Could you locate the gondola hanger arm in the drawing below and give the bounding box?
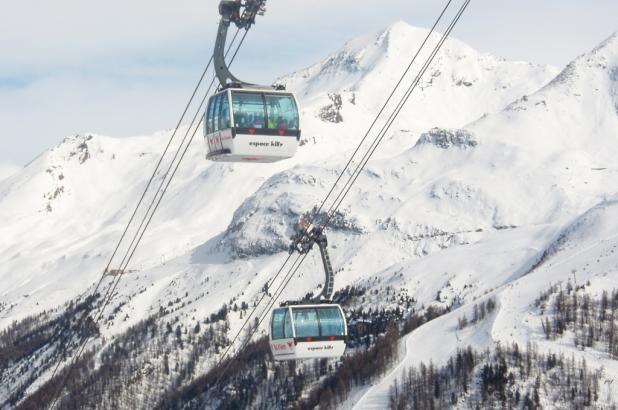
[214,0,275,90]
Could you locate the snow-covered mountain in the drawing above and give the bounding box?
[353,30,618,409]
[282,21,558,134]
[0,22,557,331]
[2,22,618,409]
[0,163,19,182]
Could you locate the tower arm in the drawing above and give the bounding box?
[289,222,335,302]
[214,0,272,89]
[315,234,335,301]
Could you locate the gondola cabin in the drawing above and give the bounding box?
[269,304,347,361]
[204,88,301,163]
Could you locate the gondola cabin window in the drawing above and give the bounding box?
[206,96,216,134]
[317,306,346,336]
[265,94,299,130]
[219,94,231,130]
[292,308,320,338]
[213,94,221,132]
[232,92,267,129]
[271,308,293,340]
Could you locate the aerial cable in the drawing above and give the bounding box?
[261,0,474,358]
[95,28,251,329]
[211,1,463,387]
[92,27,244,327]
[209,251,306,389]
[270,0,473,326]
[47,43,235,410]
[327,0,471,217]
[210,0,470,389]
[308,0,455,220]
[46,26,247,410]
[48,31,246,410]
[210,0,458,374]
[44,45,218,404]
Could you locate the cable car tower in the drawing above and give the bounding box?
[205,0,301,163]
[269,216,348,361]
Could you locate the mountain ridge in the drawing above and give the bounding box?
[2,21,618,409]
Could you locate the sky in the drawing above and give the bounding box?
[0,0,616,166]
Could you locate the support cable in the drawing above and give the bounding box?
[208,0,459,376]
[46,27,247,410]
[210,0,470,391]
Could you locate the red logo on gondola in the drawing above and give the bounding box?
[248,128,256,135]
[278,128,285,136]
[272,342,290,351]
[287,341,293,348]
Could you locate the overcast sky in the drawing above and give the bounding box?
[1,0,616,166]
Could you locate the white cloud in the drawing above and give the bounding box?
[0,1,211,74]
[1,0,616,164]
[0,70,199,163]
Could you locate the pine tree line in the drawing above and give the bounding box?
[389,342,605,410]
[457,297,497,330]
[0,295,98,408]
[155,325,401,410]
[2,282,450,409]
[539,284,618,358]
[12,303,232,409]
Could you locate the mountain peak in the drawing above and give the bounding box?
[281,20,556,130]
[541,30,618,95]
[384,20,413,33]
[592,31,618,56]
[379,20,428,43]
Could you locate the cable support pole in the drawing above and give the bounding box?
[46,26,247,410]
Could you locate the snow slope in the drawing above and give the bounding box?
[3,22,618,409]
[352,31,618,408]
[0,162,19,182]
[0,22,557,332]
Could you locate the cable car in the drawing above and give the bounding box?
[269,220,348,361]
[204,88,301,162]
[269,304,347,361]
[205,0,301,163]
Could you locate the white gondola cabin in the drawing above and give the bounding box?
[269,304,347,361]
[204,88,300,163]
